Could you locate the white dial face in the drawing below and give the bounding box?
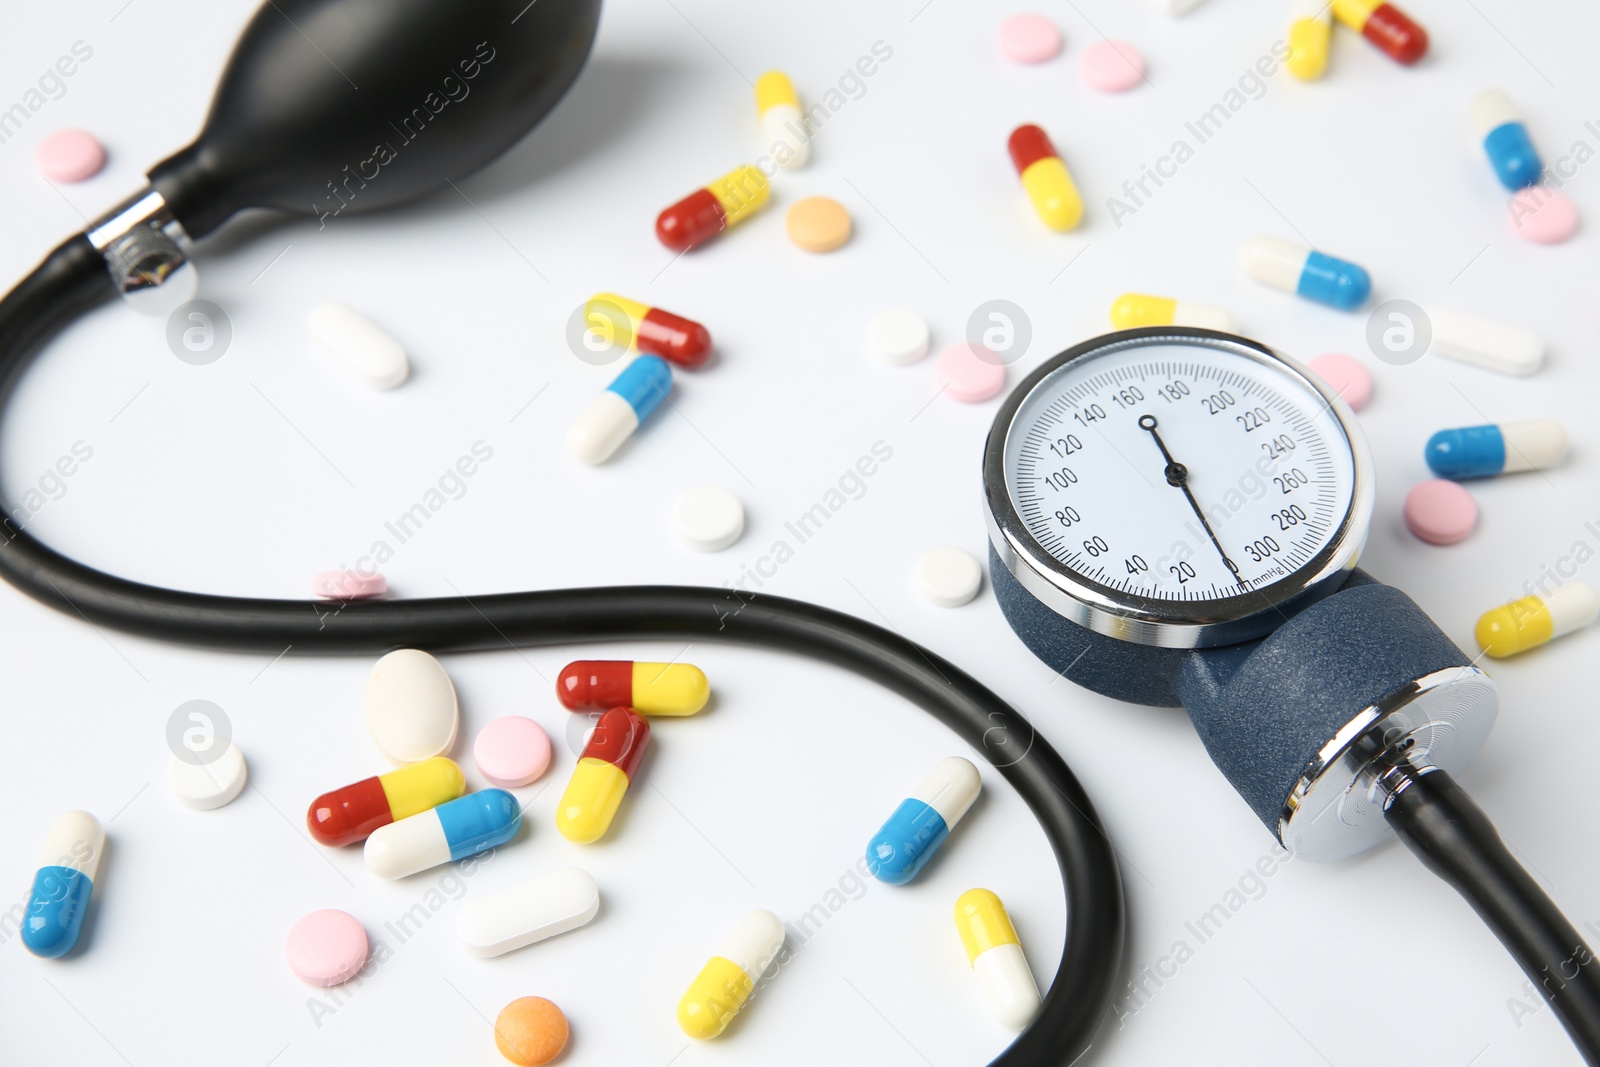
[1004,341,1356,605]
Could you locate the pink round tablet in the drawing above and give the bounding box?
[35,129,106,183]
[313,570,388,599]
[936,343,1007,403]
[1509,187,1578,245]
[286,909,368,987]
[1308,353,1373,412]
[998,14,1062,64]
[474,715,552,788]
[1404,480,1477,546]
[1080,39,1145,92]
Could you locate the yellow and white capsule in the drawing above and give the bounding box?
[1110,293,1235,332]
[677,909,787,1039]
[1476,581,1600,658]
[954,888,1040,1031]
[1287,0,1333,80]
[755,71,810,170]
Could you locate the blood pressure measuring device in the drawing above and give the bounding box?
[4,0,1599,1063]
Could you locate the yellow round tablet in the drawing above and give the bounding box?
[785,196,852,253]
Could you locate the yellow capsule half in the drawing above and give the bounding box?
[378,756,466,821]
[678,956,752,1039]
[1020,158,1083,232]
[1110,293,1177,329]
[556,757,630,843]
[754,71,799,115]
[585,292,648,349]
[1331,0,1380,31]
[632,662,710,715]
[955,888,1021,963]
[1287,2,1332,80]
[709,165,771,227]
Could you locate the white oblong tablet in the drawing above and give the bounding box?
[456,867,600,958]
[918,547,983,607]
[866,309,931,366]
[365,649,460,764]
[308,301,410,390]
[672,485,745,552]
[167,742,248,810]
[1426,305,1544,376]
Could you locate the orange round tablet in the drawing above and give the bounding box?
[494,996,569,1066]
[785,196,852,252]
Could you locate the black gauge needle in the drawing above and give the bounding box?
[1138,414,1245,587]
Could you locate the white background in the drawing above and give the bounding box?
[1,0,1598,1065]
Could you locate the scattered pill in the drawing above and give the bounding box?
[867,757,982,884]
[457,867,600,958]
[1287,0,1333,80]
[285,909,368,987]
[785,196,852,253]
[1509,187,1579,245]
[586,293,710,368]
[1424,420,1567,480]
[1332,0,1427,65]
[1110,293,1235,332]
[365,789,522,879]
[1403,479,1477,545]
[1080,39,1144,93]
[475,717,552,788]
[557,707,650,843]
[494,997,569,1066]
[21,811,104,958]
[168,741,248,810]
[313,569,387,599]
[936,344,1007,403]
[1307,353,1373,412]
[307,756,467,847]
[1240,236,1371,310]
[918,546,985,606]
[1476,582,1600,659]
[677,909,786,1039]
[656,164,771,252]
[35,129,106,183]
[1425,306,1544,377]
[557,660,711,716]
[672,485,746,552]
[1471,89,1541,191]
[866,309,931,366]
[307,301,409,390]
[1007,124,1083,232]
[365,649,459,764]
[955,889,1041,1031]
[997,14,1062,64]
[569,354,672,465]
[754,71,809,170]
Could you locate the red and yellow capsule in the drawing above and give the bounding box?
[556,660,710,716]
[557,708,651,843]
[1007,125,1083,232]
[1332,0,1427,65]
[306,756,466,846]
[656,165,771,252]
[585,294,711,369]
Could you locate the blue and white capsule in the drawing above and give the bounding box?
[1241,236,1371,310]
[867,757,981,885]
[1426,419,1568,480]
[1472,89,1542,191]
[364,789,521,879]
[569,354,673,465]
[22,810,104,958]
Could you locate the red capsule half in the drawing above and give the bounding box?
[640,307,712,367]
[1007,124,1058,175]
[657,188,727,252]
[305,757,466,847]
[1362,3,1427,64]
[582,707,652,779]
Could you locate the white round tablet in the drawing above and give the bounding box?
[918,547,983,607]
[365,649,460,764]
[866,309,930,366]
[168,742,248,810]
[672,485,746,552]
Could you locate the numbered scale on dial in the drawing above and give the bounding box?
[986,330,1370,645]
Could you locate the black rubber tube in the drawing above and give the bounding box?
[0,237,1124,1065]
[1387,769,1600,1064]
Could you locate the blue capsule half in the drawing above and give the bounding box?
[867,800,949,885]
[1296,251,1371,310]
[606,354,672,422]
[22,867,94,958]
[1484,123,1542,192]
[436,788,522,860]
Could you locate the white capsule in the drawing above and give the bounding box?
[568,391,639,465]
[1501,420,1569,473]
[975,943,1040,1030]
[1470,88,1521,139]
[364,809,452,879]
[307,301,410,390]
[1426,306,1544,376]
[455,867,600,957]
[39,810,104,879]
[365,649,459,765]
[913,756,983,827]
[1546,582,1600,637]
[717,909,786,979]
[762,106,810,170]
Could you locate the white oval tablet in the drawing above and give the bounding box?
[918,547,983,607]
[308,301,410,390]
[456,867,600,958]
[167,742,248,810]
[1425,306,1544,376]
[866,309,931,366]
[672,485,746,552]
[365,649,460,764]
